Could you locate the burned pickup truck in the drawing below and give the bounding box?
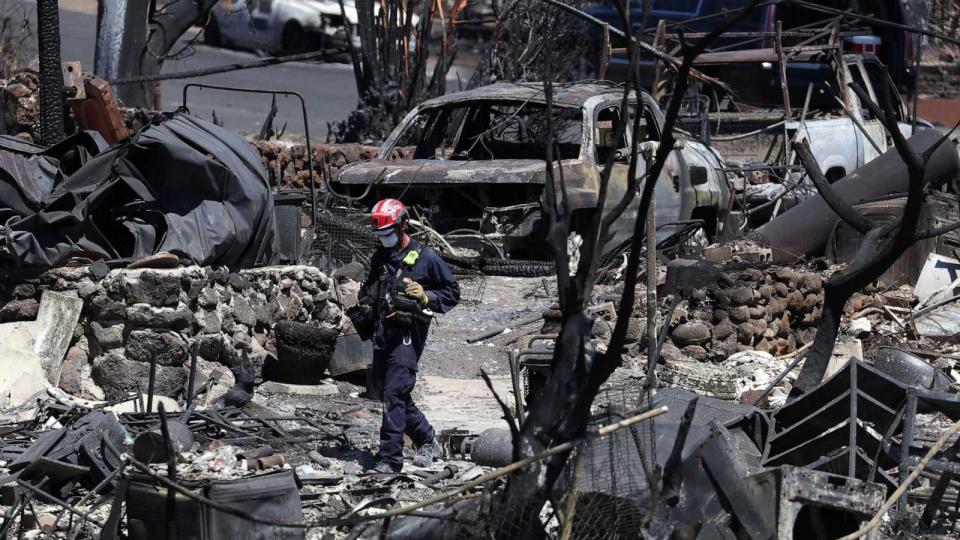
[333,82,731,258]
[698,51,922,184]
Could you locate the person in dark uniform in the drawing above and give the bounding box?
[357,198,460,473]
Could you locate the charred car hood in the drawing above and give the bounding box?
[337,159,552,185]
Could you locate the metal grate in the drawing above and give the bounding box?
[309,206,378,273]
[456,275,488,306]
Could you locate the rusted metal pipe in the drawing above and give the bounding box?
[185,342,199,409]
[158,404,177,540]
[146,348,158,413]
[421,464,459,487]
[466,314,544,343]
[237,445,275,461]
[754,130,960,262]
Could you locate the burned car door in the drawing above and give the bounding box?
[589,101,637,254]
[594,97,694,254]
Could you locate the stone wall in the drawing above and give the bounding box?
[0,71,39,142]
[656,265,826,402]
[668,267,824,360]
[248,140,413,190]
[0,265,342,402]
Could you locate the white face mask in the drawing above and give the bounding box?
[378,230,399,248]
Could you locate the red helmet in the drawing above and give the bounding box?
[370,199,409,231]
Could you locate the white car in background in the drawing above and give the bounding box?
[205,0,361,55]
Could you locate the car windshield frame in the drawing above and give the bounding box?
[393,100,585,162]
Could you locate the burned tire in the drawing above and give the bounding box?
[442,254,554,277]
[204,17,222,46]
[441,253,481,270]
[481,263,554,277]
[266,321,338,383]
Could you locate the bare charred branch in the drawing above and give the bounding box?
[330,0,455,143]
[97,0,219,108]
[791,78,953,395]
[915,220,960,241]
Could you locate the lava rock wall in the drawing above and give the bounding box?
[673,267,824,360]
[0,265,343,401]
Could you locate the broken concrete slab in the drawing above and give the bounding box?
[824,338,864,381]
[106,394,180,414]
[33,291,84,379]
[419,375,515,433]
[0,290,83,409]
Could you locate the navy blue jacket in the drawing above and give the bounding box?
[361,238,460,355]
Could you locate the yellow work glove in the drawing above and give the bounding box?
[405,281,429,305]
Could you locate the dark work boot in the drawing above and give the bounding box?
[412,438,443,467]
[372,458,402,474]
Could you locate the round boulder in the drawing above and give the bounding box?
[672,321,712,348]
[126,330,189,366]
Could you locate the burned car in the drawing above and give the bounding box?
[334,83,731,259]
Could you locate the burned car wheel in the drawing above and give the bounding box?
[282,22,307,54]
[204,17,221,46]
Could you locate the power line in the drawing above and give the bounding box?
[109,49,329,85]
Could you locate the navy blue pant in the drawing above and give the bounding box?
[371,343,434,465]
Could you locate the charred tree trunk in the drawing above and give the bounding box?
[487,2,764,537]
[329,0,460,143]
[96,0,217,109]
[36,0,64,145]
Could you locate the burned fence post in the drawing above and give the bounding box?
[158,403,178,540]
[36,0,64,145]
[644,197,658,400]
